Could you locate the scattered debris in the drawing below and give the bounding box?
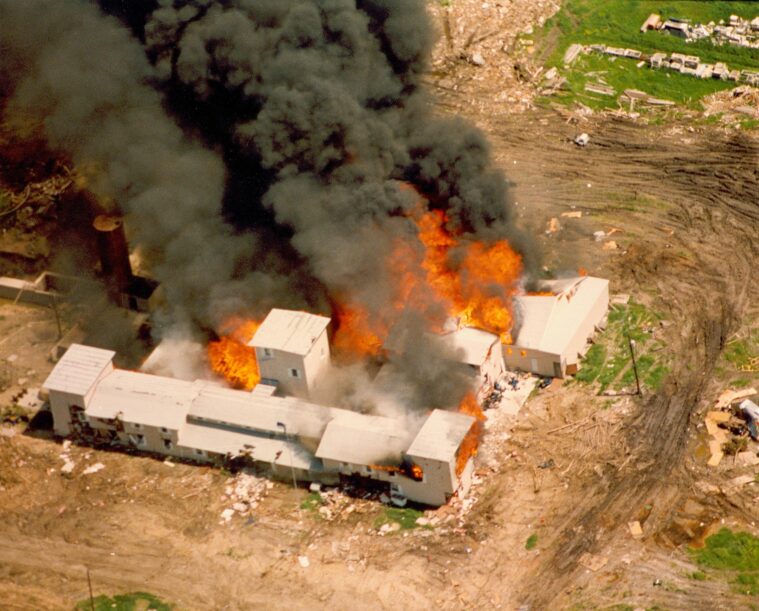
[715,387,757,410]
[628,520,643,539]
[574,133,590,146]
[298,555,310,568]
[579,552,608,571]
[561,210,583,219]
[584,83,615,96]
[82,463,105,475]
[593,231,606,241]
[740,399,759,440]
[470,52,486,67]
[602,240,618,251]
[546,217,561,234]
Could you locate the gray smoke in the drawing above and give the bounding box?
[1,0,534,412]
[0,0,304,334]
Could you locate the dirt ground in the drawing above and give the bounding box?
[1,3,758,610]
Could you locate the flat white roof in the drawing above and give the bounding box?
[188,385,331,440]
[85,369,200,430]
[249,308,330,355]
[43,343,115,396]
[442,327,500,366]
[177,423,321,471]
[406,409,474,463]
[512,276,609,356]
[315,413,410,466]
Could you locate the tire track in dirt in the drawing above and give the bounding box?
[504,117,758,608]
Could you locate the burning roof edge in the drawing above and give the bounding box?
[406,409,475,463]
[249,308,330,355]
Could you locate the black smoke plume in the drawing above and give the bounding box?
[0,0,535,411]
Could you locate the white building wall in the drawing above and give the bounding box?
[49,361,114,436]
[563,283,609,368]
[255,328,330,399]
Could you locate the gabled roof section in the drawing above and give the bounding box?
[512,277,609,355]
[315,413,410,466]
[406,409,475,463]
[43,343,115,396]
[249,308,330,356]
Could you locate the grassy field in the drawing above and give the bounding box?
[535,0,759,109]
[76,592,173,611]
[575,301,669,392]
[691,528,759,597]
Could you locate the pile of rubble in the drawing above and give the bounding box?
[703,86,759,119]
[426,0,562,116]
[219,471,273,524]
[704,387,759,467]
[642,13,759,50]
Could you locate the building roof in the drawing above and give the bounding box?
[177,422,321,471]
[249,308,330,355]
[188,385,332,440]
[511,276,609,356]
[85,369,199,430]
[442,327,500,367]
[43,343,115,396]
[315,413,410,466]
[406,409,475,463]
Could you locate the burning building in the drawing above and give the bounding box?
[43,308,478,507]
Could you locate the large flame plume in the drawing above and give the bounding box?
[334,199,523,361]
[207,318,262,390]
[456,392,486,477]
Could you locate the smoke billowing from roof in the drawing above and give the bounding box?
[0,0,534,412]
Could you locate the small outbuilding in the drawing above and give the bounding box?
[504,276,609,378]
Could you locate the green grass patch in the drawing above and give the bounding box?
[724,332,758,370]
[693,528,759,571]
[688,570,707,580]
[76,592,172,611]
[575,344,607,383]
[374,507,428,531]
[577,301,670,391]
[734,573,759,596]
[300,491,325,511]
[526,533,539,550]
[535,0,759,109]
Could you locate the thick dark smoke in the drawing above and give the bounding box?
[0,0,307,333]
[0,0,535,412]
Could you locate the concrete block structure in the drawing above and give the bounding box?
[249,309,331,400]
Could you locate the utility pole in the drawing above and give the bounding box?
[626,333,641,395]
[86,567,95,611]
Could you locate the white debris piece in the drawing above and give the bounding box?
[593,231,606,241]
[470,52,486,66]
[574,133,590,146]
[82,462,105,475]
[298,555,310,568]
[220,508,235,523]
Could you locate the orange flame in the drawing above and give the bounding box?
[332,203,523,360]
[456,392,486,477]
[416,208,522,343]
[207,317,262,390]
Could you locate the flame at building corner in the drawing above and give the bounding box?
[456,392,486,477]
[207,318,262,390]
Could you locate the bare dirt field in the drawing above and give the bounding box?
[1,2,758,610]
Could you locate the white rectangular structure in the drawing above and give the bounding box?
[504,276,609,378]
[43,343,115,436]
[249,309,331,399]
